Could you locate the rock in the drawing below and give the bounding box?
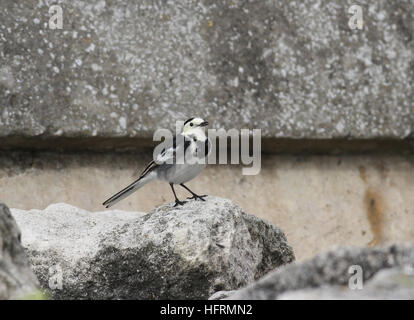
[11,196,295,299]
[226,244,414,299]
[278,267,414,300]
[1,0,413,147]
[0,201,40,299]
[208,290,237,300]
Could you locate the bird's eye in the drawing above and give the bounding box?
[190,123,193,127]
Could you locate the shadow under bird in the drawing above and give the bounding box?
[103,118,210,208]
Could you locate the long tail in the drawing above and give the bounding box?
[102,172,155,208]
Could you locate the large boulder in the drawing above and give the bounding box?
[0,202,40,299]
[11,196,294,299]
[225,244,414,299]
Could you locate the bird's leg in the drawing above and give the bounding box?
[180,183,207,201]
[170,183,187,207]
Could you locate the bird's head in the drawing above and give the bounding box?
[182,117,209,135]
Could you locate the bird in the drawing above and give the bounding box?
[103,117,210,208]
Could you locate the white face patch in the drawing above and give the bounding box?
[183,118,205,133]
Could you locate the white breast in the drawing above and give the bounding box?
[166,162,206,184]
[165,137,207,184]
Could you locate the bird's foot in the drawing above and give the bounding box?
[174,200,187,207]
[187,194,207,201]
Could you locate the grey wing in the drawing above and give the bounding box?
[155,135,190,165]
[137,137,180,178]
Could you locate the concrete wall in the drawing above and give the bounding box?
[0,0,413,141]
[1,151,413,261]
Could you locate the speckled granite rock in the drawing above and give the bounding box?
[0,0,413,142]
[0,202,40,299]
[209,290,237,300]
[11,196,294,299]
[278,266,414,300]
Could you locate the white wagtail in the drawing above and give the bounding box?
[103,118,210,208]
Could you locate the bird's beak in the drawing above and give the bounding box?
[200,121,209,127]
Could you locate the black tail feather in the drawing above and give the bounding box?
[102,178,141,208]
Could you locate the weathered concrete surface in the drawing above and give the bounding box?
[0,0,413,142]
[11,197,294,299]
[226,244,414,299]
[2,151,414,261]
[0,202,40,299]
[278,267,414,299]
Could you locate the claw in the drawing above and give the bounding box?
[174,200,187,207]
[187,195,207,201]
